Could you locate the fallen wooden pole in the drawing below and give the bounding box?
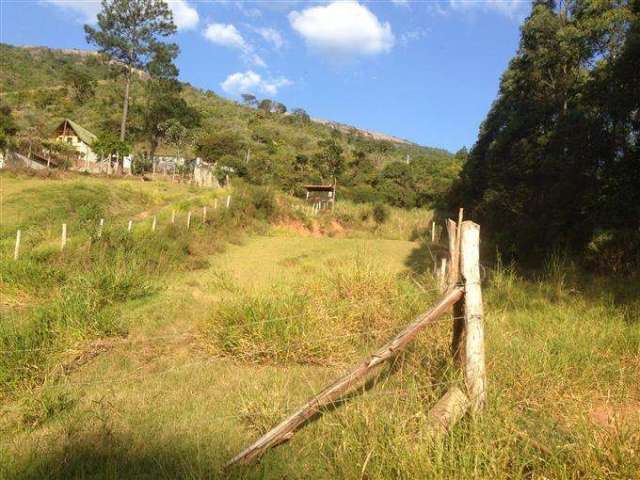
[226,286,464,466]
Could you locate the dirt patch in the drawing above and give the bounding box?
[276,219,346,238]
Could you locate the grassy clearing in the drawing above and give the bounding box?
[1,174,638,479]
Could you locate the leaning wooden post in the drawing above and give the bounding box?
[227,287,464,466]
[13,230,21,260]
[97,218,104,238]
[151,215,157,232]
[186,211,192,230]
[460,221,486,413]
[61,223,67,251]
[127,220,133,233]
[226,195,231,209]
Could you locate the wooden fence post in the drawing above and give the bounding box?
[214,198,218,210]
[61,223,67,251]
[14,230,21,260]
[226,195,231,209]
[448,210,465,365]
[460,221,486,413]
[152,215,157,232]
[186,211,192,230]
[432,221,436,242]
[202,206,207,223]
[128,220,133,233]
[97,218,104,238]
[171,210,176,224]
[438,258,447,292]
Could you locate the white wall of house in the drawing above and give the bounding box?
[57,134,98,163]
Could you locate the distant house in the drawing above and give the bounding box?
[304,182,336,210]
[53,118,98,166]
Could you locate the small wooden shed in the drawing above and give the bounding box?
[304,182,336,210]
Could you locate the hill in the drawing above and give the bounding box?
[1,172,638,479]
[0,43,459,208]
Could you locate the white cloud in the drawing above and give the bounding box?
[204,23,248,50]
[203,23,266,67]
[288,1,395,58]
[448,0,529,19]
[255,27,284,49]
[167,0,199,30]
[221,70,292,96]
[391,0,410,7]
[44,0,199,30]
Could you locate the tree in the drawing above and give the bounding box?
[272,101,287,114]
[0,103,18,154]
[241,93,257,107]
[85,0,177,142]
[291,108,310,125]
[63,65,96,104]
[159,118,190,164]
[93,132,131,167]
[195,131,244,162]
[313,138,344,179]
[257,99,273,113]
[450,0,638,267]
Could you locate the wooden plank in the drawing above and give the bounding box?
[461,221,486,413]
[14,229,21,260]
[226,287,464,466]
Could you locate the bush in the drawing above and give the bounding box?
[372,203,389,224]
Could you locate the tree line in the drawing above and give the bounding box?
[449,0,639,271]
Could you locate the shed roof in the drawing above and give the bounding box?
[304,184,335,192]
[54,119,97,145]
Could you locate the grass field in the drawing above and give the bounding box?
[1,173,638,479]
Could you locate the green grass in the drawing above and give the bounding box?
[1,174,638,479]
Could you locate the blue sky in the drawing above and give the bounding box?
[0,0,531,152]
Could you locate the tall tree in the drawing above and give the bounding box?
[85,0,177,142]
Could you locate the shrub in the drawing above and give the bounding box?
[372,203,389,224]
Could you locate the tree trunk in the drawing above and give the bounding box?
[120,66,132,142]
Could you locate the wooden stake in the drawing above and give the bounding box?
[97,218,104,238]
[61,223,67,251]
[460,221,486,413]
[127,220,133,233]
[186,211,192,230]
[171,210,176,224]
[202,206,207,223]
[226,195,231,209]
[226,287,464,466]
[214,198,218,210]
[448,212,465,364]
[438,258,447,292]
[14,230,21,260]
[432,221,436,242]
[152,215,157,232]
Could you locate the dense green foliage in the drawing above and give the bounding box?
[0,42,458,209]
[451,0,639,271]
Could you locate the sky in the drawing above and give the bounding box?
[0,0,531,152]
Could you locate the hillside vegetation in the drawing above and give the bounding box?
[1,172,638,479]
[0,43,459,208]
